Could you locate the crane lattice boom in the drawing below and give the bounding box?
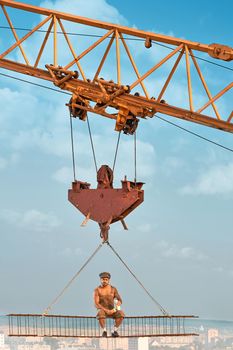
[0,0,232,133]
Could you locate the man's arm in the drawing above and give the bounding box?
[113,287,122,305]
[94,288,102,309]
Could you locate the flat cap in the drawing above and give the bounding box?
[99,272,111,279]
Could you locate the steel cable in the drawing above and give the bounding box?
[69,110,77,181]
[134,132,137,182]
[112,131,121,173]
[87,115,98,173]
[43,242,103,315]
[106,241,169,316]
[156,114,233,153]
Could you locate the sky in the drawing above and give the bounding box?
[0,0,233,323]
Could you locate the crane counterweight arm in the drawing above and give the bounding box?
[0,0,232,134]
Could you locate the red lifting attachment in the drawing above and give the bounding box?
[68,165,144,241]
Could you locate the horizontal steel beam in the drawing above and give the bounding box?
[1,58,232,133]
[0,0,232,60]
[8,314,199,338]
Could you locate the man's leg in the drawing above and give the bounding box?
[112,310,125,337]
[99,317,106,329]
[97,310,107,337]
[115,316,123,328]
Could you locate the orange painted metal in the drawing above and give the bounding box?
[0,0,232,60]
[0,0,232,133]
[0,58,232,133]
[1,5,29,65]
[68,165,144,241]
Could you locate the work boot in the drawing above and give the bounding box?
[111,331,119,337]
[102,331,107,337]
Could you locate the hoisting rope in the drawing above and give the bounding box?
[87,115,98,173]
[106,241,169,316]
[86,115,123,176]
[112,131,121,173]
[134,132,137,183]
[69,111,77,181]
[42,242,103,315]
[72,110,135,180]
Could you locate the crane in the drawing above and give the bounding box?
[0,0,232,239]
[0,0,232,135]
[0,0,232,338]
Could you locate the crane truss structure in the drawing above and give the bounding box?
[0,0,232,134]
[8,314,198,338]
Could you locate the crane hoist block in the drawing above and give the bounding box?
[68,182,144,223]
[68,165,144,241]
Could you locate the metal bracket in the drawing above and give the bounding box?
[81,212,91,227]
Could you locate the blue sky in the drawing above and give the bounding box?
[109,0,233,43]
[0,0,233,322]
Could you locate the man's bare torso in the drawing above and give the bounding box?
[95,285,116,310]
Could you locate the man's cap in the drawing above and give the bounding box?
[99,272,111,279]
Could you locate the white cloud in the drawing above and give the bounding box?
[118,138,156,179]
[16,0,127,73]
[213,266,233,278]
[52,166,72,184]
[21,210,60,232]
[213,266,224,273]
[0,80,157,181]
[59,247,82,257]
[40,0,127,24]
[157,240,208,261]
[181,162,233,195]
[137,223,152,233]
[0,209,20,224]
[0,209,61,232]
[12,127,71,157]
[0,153,20,170]
[0,86,72,159]
[0,88,38,127]
[5,0,127,69]
[162,156,185,177]
[52,134,156,185]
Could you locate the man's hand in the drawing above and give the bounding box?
[106,309,116,316]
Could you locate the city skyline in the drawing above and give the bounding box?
[0,0,233,322]
[1,316,233,349]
